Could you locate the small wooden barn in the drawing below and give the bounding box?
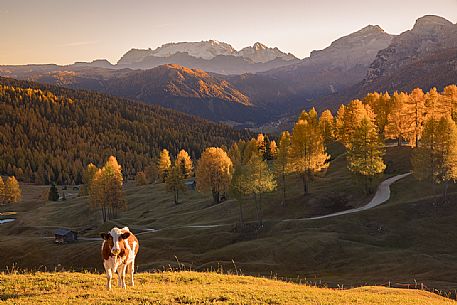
[54,228,78,244]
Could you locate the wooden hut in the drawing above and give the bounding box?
[54,228,78,244]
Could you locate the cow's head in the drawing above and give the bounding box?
[100,227,130,256]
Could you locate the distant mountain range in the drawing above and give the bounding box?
[116,40,299,74]
[1,15,456,126]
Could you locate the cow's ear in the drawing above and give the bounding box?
[121,232,131,239]
[100,233,110,240]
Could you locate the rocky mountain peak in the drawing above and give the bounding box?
[253,42,268,51]
[412,15,454,32]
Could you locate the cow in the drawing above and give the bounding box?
[100,227,139,289]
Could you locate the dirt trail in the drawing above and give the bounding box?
[286,172,412,221]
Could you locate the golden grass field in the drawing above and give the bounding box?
[1,271,455,305]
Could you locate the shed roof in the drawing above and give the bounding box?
[54,228,75,235]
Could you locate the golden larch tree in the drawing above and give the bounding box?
[196,147,233,204]
[246,152,276,225]
[412,116,457,202]
[4,176,21,204]
[81,163,97,195]
[175,149,193,178]
[166,165,186,205]
[406,88,426,147]
[0,176,5,204]
[158,149,172,182]
[385,91,412,146]
[289,110,329,195]
[319,109,335,144]
[101,156,125,220]
[335,100,374,147]
[443,85,457,120]
[347,116,386,193]
[274,131,291,206]
[364,92,391,135]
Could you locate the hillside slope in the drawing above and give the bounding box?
[0,271,453,304]
[0,77,251,184]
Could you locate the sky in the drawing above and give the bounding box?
[1,0,457,65]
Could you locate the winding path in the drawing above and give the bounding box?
[287,172,412,221]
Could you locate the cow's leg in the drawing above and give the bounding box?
[128,261,135,286]
[106,268,112,290]
[117,264,127,289]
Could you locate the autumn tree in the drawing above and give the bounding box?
[347,116,386,193]
[165,165,186,204]
[365,92,391,135]
[158,149,172,182]
[81,163,97,195]
[196,147,233,204]
[385,91,411,146]
[274,131,291,206]
[425,87,448,120]
[443,85,457,120]
[4,176,21,204]
[335,100,374,147]
[247,152,276,225]
[289,109,329,194]
[319,109,335,144]
[175,149,193,178]
[135,171,148,186]
[144,163,158,184]
[230,139,276,226]
[0,177,4,204]
[256,133,266,157]
[412,116,457,202]
[269,140,278,159]
[406,88,426,147]
[88,156,125,222]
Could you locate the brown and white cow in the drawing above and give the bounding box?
[100,227,139,289]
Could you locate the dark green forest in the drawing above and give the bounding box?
[0,77,251,185]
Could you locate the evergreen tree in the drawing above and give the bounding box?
[195,147,233,204]
[48,183,60,201]
[347,116,386,193]
[158,149,172,182]
[289,110,329,195]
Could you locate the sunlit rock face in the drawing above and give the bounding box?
[365,15,457,84]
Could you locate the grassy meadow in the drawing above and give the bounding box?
[1,271,455,304]
[1,145,457,296]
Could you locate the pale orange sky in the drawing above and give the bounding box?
[1,0,457,65]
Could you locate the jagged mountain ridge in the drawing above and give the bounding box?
[364,15,457,88]
[115,40,299,74]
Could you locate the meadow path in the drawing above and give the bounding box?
[287,172,412,221]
